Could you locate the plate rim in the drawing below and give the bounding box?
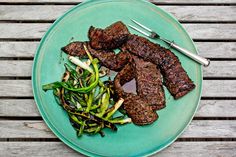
[32,0,203,156]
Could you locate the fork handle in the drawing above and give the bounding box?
[170,42,210,67]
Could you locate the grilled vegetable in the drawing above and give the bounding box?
[42,45,131,137]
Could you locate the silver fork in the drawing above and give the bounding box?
[128,19,210,67]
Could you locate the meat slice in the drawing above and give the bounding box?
[114,63,134,98]
[132,56,165,110]
[124,93,158,125]
[88,21,130,50]
[61,41,87,57]
[114,64,158,125]
[61,41,131,72]
[123,35,195,99]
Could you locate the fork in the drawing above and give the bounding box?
[128,19,210,67]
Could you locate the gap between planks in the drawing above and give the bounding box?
[0,0,235,5]
[2,20,236,24]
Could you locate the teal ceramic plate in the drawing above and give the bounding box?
[32,0,202,156]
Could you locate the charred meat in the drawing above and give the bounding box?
[62,41,131,72]
[132,56,165,110]
[123,35,195,99]
[114,64,158,125]
[88,21,130,50]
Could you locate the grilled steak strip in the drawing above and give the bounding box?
[123,35,195,99]
[61,41,131,72]
[132,56,165,110]
[114,64,158,125]
[88,21,130,50]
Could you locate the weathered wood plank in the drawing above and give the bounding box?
[0,99,39,117]
[195,100,236,117]
[196,42,236,58]
[0,142,236,157]
[0,0,81,2]
[0,120,53,138]
[1,99,236,117]
[0,80,32,97]
[0,5,235,22]
[184,24,236,40]
[182,120,236,138]
[0,5,72,21]
[0,61,32,76]
[0,23,49,39]
[202,61,236,78]
[162,6,236,22]
[0,120,235,138]
[0,23,235,40]
[0,80,235,97]
[202,80,236,97]
[151,0,236,4]
[0,60,235,78]
[1,42,235,58]
[0,42,37,58]
[0,0,235,4]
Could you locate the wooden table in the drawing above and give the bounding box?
[0,0,236,156]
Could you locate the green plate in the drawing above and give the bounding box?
[32,0,202,156]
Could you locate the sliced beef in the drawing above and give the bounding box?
[61,41,131,72]
[61,41,87,57]
[123,35,195,99]
[132,56,165,110]
[124,93,158,125]
[114,64,158,125]
[88,21,130,50]
[114,63,134,98]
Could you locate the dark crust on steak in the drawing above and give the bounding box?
[61,41,131,72]
[123,35,195,99]
[88,21,130,50]
[124,93,158,125]
[132,56,166,110]
[61,41,87,57]
[114,64,158,125]
[114,63,134,98]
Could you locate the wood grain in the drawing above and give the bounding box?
[196,42,236,58]
[0,60,235,78]
[0,5,235,21]
[0,142,236,157]
[0,80,32,97]
[0,42,37,58]
[184,24,236,40]
[0,0,235,4]
[1,99,236,117]
[0,120,235,138]
[0,99,39,117]
[151,0,236,4]
[0,23,235,40]
[0,0,235,155]
[1,42,236,58]
[0,23,49,39]
[202,80,236,97]
[195,100,236,117]
[0,120,53,138]
[202,61,236,78]
[0,80,235,97]
[0,61,32,76]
